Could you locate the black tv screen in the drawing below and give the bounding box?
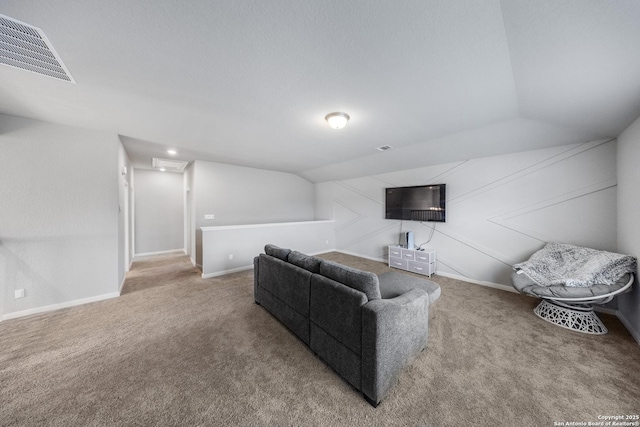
[385,184,446,222]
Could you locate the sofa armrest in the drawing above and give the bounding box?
[361,288,430,406]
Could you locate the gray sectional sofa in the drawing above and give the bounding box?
[253,244,441,407]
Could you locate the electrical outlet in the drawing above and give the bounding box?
[14,289,25,299]
[204,214,215,220]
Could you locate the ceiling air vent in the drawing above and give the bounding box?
[0,14,75,83]
[152,157,189,172]
[376,145,394,152]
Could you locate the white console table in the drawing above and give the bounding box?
[388,246,436,277]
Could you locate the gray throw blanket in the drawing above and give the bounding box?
[513,242,637,287]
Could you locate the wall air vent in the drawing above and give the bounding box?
[0,14,75,83]
[152,157,189,172]
[376,145,394,151]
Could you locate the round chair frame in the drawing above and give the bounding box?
[532,274,634,335]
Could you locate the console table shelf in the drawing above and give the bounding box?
[388,246,436,277]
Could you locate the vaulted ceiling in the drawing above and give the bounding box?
[1,1,639,182]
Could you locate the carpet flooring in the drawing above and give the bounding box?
[1,252,639,426]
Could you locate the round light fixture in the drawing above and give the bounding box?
[167,149,177,155]
[325,112,350,129]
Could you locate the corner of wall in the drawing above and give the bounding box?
[616,115,640,345]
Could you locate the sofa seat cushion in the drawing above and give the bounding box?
[378,271,441,305]
[319,260,382,301]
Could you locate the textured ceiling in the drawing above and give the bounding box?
[0,1,639,182]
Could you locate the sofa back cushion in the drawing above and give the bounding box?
[288,250,322,273]
[264,244,291,261]
[310,274,368,355]
[258,254,311,317]
[319,260,381,301]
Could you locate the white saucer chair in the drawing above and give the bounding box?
[511,270,634,335]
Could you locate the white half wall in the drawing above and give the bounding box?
[0,114,120,319]
[192,160,316,268]
[134,169,184,255]
[201,220,335,277]
[315,140,618,287]
[617,115,640,344]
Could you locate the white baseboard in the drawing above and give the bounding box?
[310,249,338,257]
[134,249,186,258]
[334,249,386,263]
[435,271,518,294]
[335,250,517,293]
[1,292,120,321]
[119,275,126,294]
[202,264,254,278]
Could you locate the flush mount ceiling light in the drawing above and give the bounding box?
[167,149,177,155]
[325,112,350,129]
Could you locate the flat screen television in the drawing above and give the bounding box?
[385,184,446,222]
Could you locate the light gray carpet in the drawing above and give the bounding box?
[1,252,639,426]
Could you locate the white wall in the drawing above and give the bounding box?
[192,160,316,268]
[201,220,335,277]
[193,160,316,227]
[184,162,195,265]
[0,114,120,319]
[117,139,133,288]
[617,115,640,343]
[316,140,618,287]
[134,169,184,255]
